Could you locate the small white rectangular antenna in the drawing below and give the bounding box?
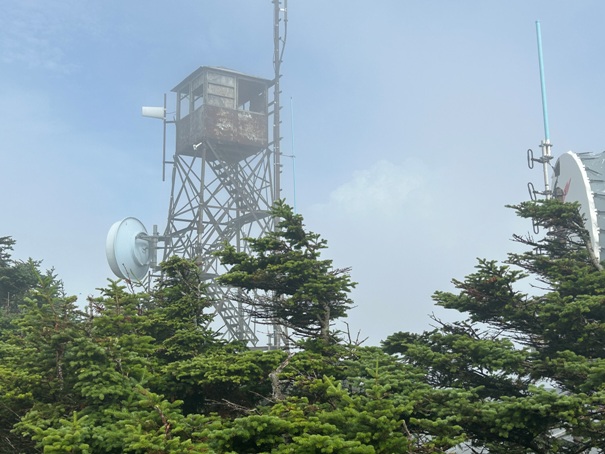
[142,106,165,120]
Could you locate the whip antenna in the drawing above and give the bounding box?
[527,21,554,209]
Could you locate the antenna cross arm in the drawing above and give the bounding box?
[527,148,553,169]
[138,233,168,243]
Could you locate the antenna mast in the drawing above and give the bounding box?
[268,0,289,350]
[273,0,287,204]
[527,21,554,204]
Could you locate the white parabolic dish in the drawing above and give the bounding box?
[106,217,151,280]
[552,151,605,262]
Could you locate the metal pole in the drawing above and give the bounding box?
[162,93,167,181]
[273,0,282,204]
[536,21,552,198]
[271,0,290,350]
[290,96,297,213]
[536,21,550,142]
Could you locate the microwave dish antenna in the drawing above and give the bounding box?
[106,217,152,281]
[552,151,605,263]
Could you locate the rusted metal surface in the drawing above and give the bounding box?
[176,104,268,158]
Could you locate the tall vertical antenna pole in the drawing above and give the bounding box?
[536,20,553,198]
[271,0,288,349]
[290,96,297,213]
[536,21,550,142]
[273,0,283,204]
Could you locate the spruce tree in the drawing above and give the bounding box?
[216,200,356,345]
[383,199,605,452]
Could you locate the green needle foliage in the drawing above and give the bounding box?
[384,199,605,453]
[0,236,39,319]
[215,200,356,346]
[4,198,605,452]
[143,256,218,362]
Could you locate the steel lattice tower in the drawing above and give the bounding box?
[108,3,288,347]
[155,66,280,346]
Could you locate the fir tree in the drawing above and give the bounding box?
[216,200,356,346]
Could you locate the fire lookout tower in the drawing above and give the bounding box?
[108,2,289,348]
[161,66,278,345]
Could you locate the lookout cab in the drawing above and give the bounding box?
[172,66,272,161]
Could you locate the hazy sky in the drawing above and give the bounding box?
[2,1,604,345]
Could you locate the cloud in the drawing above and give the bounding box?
[318,159,435,221]
[302,158,457,343]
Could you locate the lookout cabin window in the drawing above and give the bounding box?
[237,79,266,113]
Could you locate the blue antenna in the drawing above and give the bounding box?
[527,20,553,202]
[536,20,553,198]
[536,21,551,142]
